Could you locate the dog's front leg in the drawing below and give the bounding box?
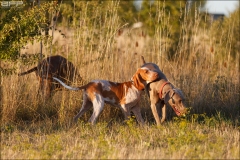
[160,102,166,123]
[120,104,131,122]
[131,103,145,125]
[150,93,162,125]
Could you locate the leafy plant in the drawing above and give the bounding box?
[0,2,56,60]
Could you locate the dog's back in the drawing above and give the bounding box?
[37,55,81,84]
[19,55,81,98]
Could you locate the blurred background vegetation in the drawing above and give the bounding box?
[0,0,239,60]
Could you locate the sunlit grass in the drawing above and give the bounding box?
[1,117,239,159]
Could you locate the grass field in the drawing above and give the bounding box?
[0,1,239,159]
[1,118,239,159]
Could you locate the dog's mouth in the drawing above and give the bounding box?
[172,105,181,116]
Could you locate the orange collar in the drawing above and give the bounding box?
[159,81,170,99]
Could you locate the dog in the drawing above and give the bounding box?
[18,55,82,99]
[141,56,187,125]
[53,66,159,125]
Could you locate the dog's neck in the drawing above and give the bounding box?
[158,80,173,99]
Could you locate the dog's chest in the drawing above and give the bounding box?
[124,86,141,104]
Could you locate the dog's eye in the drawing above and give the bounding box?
[145,70,149,73]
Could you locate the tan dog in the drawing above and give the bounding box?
[18,55,81,99]
[141,56,187,125]
[53,66,159,125]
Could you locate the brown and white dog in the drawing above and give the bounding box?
[18,55,81,99]
[53,67,159,125]
[141,56,187,125]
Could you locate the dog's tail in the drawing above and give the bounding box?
[141,56,146,64]
[53,77,86,91]
[18,67,37,76]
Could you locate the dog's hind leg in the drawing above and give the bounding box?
[150,102,162,125]
[74,93,93,122]
[88,94,105,124]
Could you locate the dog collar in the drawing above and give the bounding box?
[159,81,171,99]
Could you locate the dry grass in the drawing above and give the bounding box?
[0,1,239,159]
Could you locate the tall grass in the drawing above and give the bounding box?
[0,1,239,159]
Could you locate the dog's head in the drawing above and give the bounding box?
[140,56,169,84]
[165,88,187,116]
[140,56,162,76]
[131,67,159,90]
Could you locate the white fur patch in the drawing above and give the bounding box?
[53,77,79,90]
[146,80,151,84]
[92,93,104,112]
[92,80,112,91]
[125,85,141,104]
[140,67,149,70]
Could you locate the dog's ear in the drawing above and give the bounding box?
[141,56,146,64]
[131,69,145,90]
[163,90,171,103]
[173,88,185,100]
[169,89,175,98]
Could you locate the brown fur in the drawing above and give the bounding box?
[18,55,81,99]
